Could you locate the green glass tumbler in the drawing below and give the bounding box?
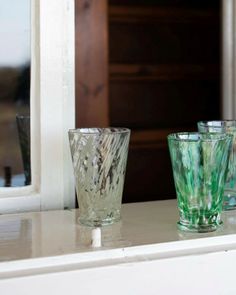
[198,121,236,210]
[168,132,232,232]
[69,128,130,227]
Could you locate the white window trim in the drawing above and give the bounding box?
[0,0,75,213]
[222,0,236,118]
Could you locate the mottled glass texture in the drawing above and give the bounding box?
[69,128,130,227]
[198,121,236,210]
[168,132,232,232]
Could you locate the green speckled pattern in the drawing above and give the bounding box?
[168,132,232,232]
[198,121,236,210]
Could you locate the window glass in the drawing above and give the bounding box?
[0,0,31,187]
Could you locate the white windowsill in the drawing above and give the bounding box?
[1,199,236,278]
[1,199,236,293]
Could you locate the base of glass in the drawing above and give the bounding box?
[223,192,236,211]
[177,220,222,233]
[78,216,121,227]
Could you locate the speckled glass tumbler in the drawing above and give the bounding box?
[69,128,130,227]
[198,121,236,210]
[168,132,232,232]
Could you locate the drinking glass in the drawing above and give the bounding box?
[69,128,130,227]
[168,132,232,232]
[198,120,236,210]
[16,114,31,185]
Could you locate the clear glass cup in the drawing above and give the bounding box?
[168,132,232,232]
[198,120,236,210]
[68,128,130,227]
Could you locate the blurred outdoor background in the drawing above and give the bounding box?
[0,0,30,187]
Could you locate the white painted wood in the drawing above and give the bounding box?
[0,250,235,295]
[0,0,75,212]
[0,201,236,273]
[0,200,236,293]
[39,0,75,210]
[222,0,234,119]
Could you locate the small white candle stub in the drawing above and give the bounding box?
[91,227,102,248]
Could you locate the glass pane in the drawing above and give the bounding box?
[0,0,31,187]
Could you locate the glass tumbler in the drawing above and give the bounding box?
[198,120,236,210]
[16,114,31,185]
[68,128,130,227]
[168,132,232,232]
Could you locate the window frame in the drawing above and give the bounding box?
[0,0,75,213]
[222,0,236,118]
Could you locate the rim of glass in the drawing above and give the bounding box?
[167,132,232,142]
[198,120,236,128]
[16,114,30,119]
[68,127,130,135]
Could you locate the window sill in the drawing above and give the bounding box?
[1,199,236,293]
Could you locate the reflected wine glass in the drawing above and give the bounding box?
[16,114,31,185]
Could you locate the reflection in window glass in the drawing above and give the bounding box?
[0,0,30,187]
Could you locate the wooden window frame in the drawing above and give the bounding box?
[0,0,75,213]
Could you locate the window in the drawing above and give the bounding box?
[0,0,75,213]
[0,0,31,188]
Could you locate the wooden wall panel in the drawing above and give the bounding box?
[123,144,176,202]
[75,0,221,203]
[109,22,219,64]
[75,0,109,127]
[107,0,220,202]
[109,0,219,9]
[110,80,220,129]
